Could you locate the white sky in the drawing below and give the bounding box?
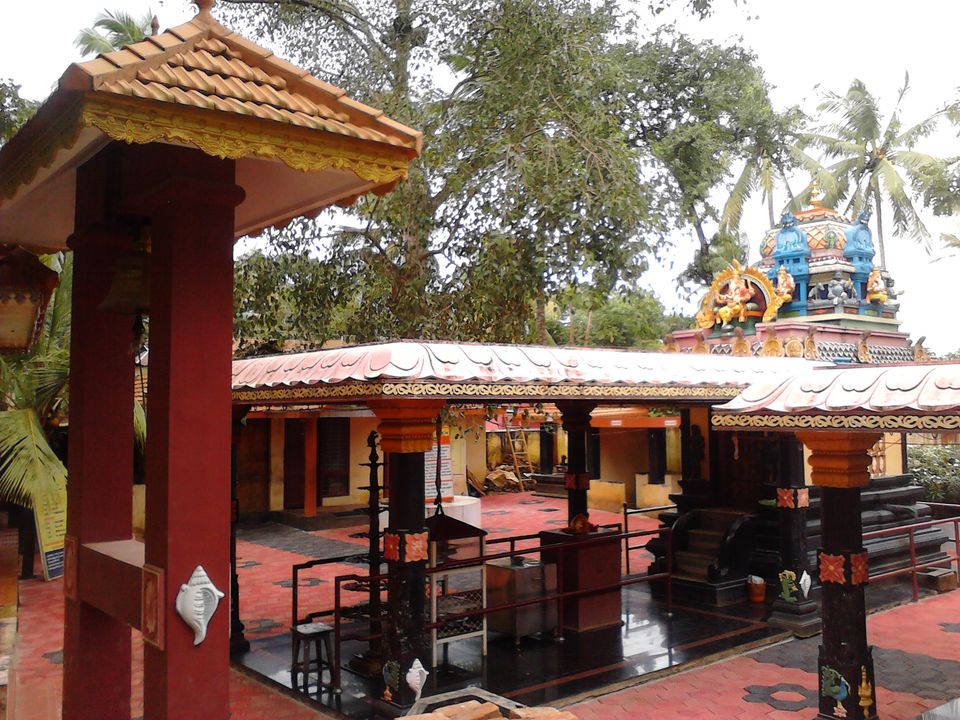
[1,0,957,351]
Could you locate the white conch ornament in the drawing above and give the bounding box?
[799,570,812,599]
[175,565,224,645]
[405,658,429,702]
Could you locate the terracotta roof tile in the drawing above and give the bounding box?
[101,49,143,68]
[124,40,166,60]
[68,16,419,152]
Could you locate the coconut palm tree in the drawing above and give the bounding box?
[800,75,946,268]
[75,9,155,56]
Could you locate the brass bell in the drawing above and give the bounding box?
[101,227,151,314]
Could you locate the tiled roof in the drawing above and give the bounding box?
[231,340,824,404]
[60,18,420,152]
[717,362,960,416]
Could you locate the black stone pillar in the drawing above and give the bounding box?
[539,422,556,474]
[557,402,596,523]
[230,408,249,655]
[798,432,878,720]
[383,450,428,706]
[768,437,820,636]
[647,429,667,485]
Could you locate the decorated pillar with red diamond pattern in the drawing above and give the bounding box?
[370,400,445,708]
[797,432,880,720]
[769,436,820,637]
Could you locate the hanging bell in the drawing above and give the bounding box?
[101,227,151,314]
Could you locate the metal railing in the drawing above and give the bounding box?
[863,503,960,602]
[623,503,675,575]
[291,552,378,630]
[328,525,672,692]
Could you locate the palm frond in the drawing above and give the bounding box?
[719,160,756,234]
[877,158,931,244]
[0,409,66,508]
[894,112,942,149]
[891,149,944,173]
[134,400,147,456]
[74,28,115,56]
[38,253,71,356]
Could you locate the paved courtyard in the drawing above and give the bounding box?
[9,492,959,719]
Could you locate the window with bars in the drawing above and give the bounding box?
[317,418,350,498]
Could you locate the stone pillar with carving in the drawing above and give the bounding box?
[768,437,820,637]
[797,432,880,720]
[370,400,445,707]
[556,402,597,523]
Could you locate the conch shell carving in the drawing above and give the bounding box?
[405,658,429,702]
[175,565,224,645]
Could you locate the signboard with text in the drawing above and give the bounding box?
[424,433,454,502]
[34,481,67,581]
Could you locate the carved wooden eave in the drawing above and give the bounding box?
[713,361,960,434]
[0,8,421,250]
[231,340,825,407]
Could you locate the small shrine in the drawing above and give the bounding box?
[669,192,925,364]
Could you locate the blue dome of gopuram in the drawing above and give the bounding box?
[844,209,876,259]
[773,212,811,258]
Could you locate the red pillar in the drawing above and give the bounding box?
[134,146,244,720]
[63,148,135,720]
[304,418,318,517]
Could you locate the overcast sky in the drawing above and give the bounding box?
[1,0,957,352]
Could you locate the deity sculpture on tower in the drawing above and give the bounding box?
[714,264,756,327]
[866,267,888,304]
[775,265,795,302]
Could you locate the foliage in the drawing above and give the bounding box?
[0,80,38,146]
[75,9,155,56]
[546,290,690,349]
[617,31,801,286]
[220,0,764,341]
[800,75,948,267]
[908,444,960,504]
[0,255,72,509]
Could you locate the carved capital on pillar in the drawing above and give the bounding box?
[796,432,881,489]
[369,400,446,454]
[556,401,597,433]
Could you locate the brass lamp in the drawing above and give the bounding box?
[0,247,60,353]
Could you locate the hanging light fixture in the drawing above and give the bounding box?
[0,246,60,353]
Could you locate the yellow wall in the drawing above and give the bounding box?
[463,430,487,489]
[333,416,380,507]
[666,427,681,473]
[598,429,647,485]
[132,485,145,538]
[588,480,625,513]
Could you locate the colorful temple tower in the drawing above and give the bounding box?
[669,194,927,363]
[655,196,944,619]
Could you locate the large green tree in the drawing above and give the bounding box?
[223,0,757,345]
[225,0,663,343]
[802,75,947,267]
[618,32,800,286]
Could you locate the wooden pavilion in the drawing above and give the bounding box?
[232,340,823,704]
[714,361,960,720]
[0,2,420,718]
